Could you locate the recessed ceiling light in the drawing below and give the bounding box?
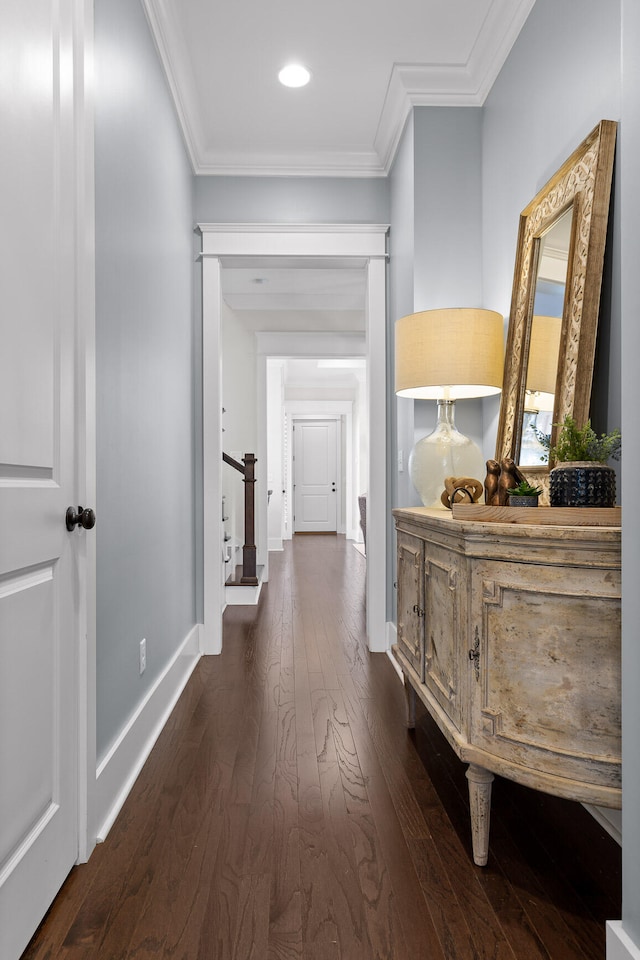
[278,64,311,88]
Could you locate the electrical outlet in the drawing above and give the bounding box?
[139,638,147,675]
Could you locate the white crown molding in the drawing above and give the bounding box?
[193,150,387,178]
[140,0,203,172]
[198,222,389,235]
[375,0,536,173]
[144,0,535,178]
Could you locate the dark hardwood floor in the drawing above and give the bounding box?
[21,534,620,959]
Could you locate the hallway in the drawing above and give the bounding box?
[22,535,619,959]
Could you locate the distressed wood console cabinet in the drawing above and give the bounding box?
[392,507,621,866]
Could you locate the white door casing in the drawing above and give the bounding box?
[199,223,389,654]
[0,2,95,957]
[293,420,339,533]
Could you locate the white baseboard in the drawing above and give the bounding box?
[607,922,640,960]
[385,621,404,682]
[268,538,283,551]
[583,803,622,845]
[386,619,396,652]
[94,623,201,843]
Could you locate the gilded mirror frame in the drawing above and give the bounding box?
[495,120,617,497]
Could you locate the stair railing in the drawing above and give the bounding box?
[222,452,258,585]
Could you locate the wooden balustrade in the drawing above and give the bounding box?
[222,452,258,585]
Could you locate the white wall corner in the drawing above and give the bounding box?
[607,922,640,960]
[93,624,201,843]
[269,538,284,551]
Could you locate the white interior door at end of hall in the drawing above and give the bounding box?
[0,4,85,957]
[293,420,338,533]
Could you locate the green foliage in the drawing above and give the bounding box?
[508,479,543,497]
[536,416,621,464]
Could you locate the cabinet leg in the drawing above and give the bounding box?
[465,763,494,866]
[403,679,416,728]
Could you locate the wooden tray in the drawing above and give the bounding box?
[451,504,621,527]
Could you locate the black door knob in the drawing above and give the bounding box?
[66,506,96,531]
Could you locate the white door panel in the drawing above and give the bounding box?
[293,420,338,533]
[0,1,86,956]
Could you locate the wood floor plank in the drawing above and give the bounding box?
[347,808,413,960]
[296,754,339,946]
[269,762,302,941]
[330,679,447,958]
[315,760,372,960]
[310,674,338,763]
[197,801,253,958]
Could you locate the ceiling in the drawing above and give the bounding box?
[220,257,367,322]
[146,0,535,357]
[143,0,535,178]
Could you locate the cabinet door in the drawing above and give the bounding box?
[396,531,424,680]
[423,543,464,732]
[468,558,621,790]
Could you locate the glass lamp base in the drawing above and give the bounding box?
[409,402,485,508]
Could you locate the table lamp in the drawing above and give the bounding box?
[395,307,504,507]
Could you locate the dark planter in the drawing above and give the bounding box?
[549,461,616,507]
[507,494,539,507]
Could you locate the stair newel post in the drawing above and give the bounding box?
[241,453,258,585]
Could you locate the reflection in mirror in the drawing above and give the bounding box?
[519,207,572,465]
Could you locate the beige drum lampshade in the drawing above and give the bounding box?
[395,308,504,399]
[525,314,562,411]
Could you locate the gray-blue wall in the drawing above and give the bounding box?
[388,108,487,509]
[482,0,621,434]
[412,106,487,475]
[95,0,196,761]
[413,107,483,309]
[194,176,389,224]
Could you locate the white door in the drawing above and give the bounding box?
[293,420,339,532]
[0,3,90,957]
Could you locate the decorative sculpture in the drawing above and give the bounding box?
[441,476,484,509]
[484,459,501,505]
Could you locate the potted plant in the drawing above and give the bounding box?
[507,479,543,507]
[537,416,621,507]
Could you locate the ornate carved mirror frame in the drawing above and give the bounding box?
[495,120,617,496]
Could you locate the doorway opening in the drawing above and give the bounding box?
[200,223,388,654]
[265,358,367,555]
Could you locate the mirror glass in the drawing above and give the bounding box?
[519,207,572,465]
